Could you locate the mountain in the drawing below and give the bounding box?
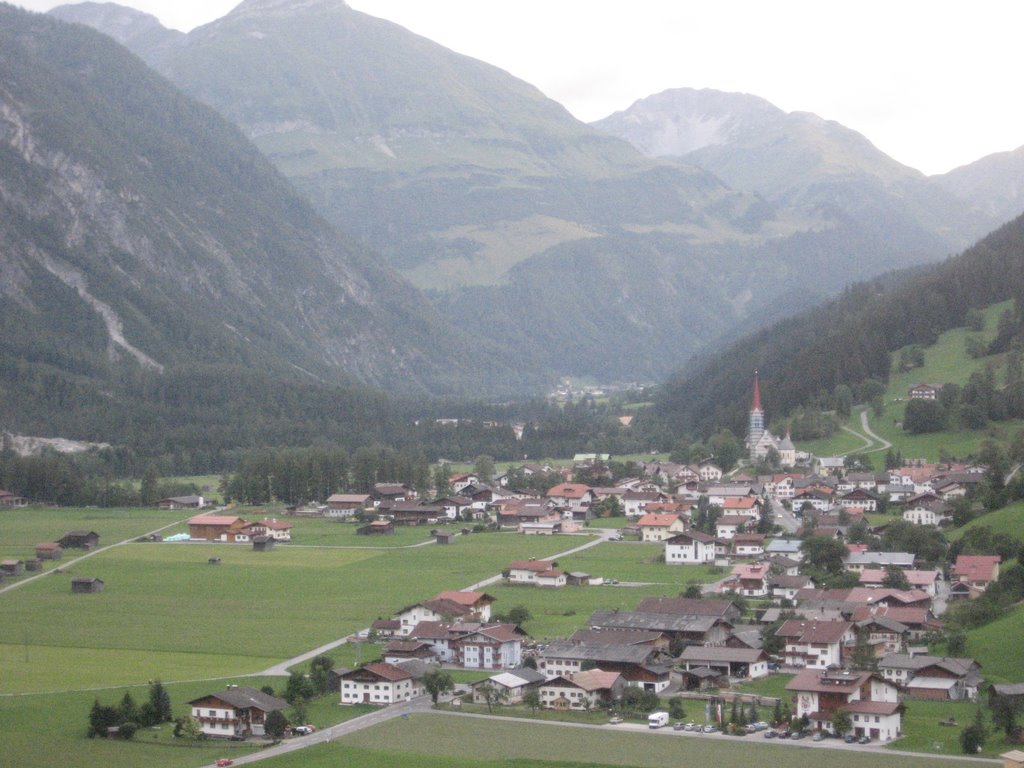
[647,211,1024,440]
[0,3,529,408]
[591,87,1001,250]
[50,0,970,384]
[935,144,1024,228]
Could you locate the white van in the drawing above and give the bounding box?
[648,711,669,729]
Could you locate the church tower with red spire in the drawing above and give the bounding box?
[746,371,773,462]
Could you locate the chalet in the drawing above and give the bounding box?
[636,513,686,542]
[622,491,669,519]
[339,661,425,705]
[792,488,834,513]
[858,568,941,596]
[394,591,494,635]
[0,489,28,507]
[534,569,567,587]
[721,496,762,517]
[776,619,855,668]
[539,670,624,710]
[356,519,395,536]
[856,615,911,654]
[385,502,446,526]
[242,518,293,542]
[452,624,527,669]
[59,530,100,549]
[70,577,104,593]
[35,542,63,560]
[952,555,1000,596]
[537,642,671,691]
[765,538,803,559]
[188,515,248,543]
[715,514,756,539]
[840,488,881,513]
[878,653,982,701]
[546,483,594,512]
[787,667,902,741]
[664,530,717,564]
[157,495,206,510]
[908,383,942,400]
[769,574,814,601]
[507,558,561,587]
[698,461,723,482]
[902,501,952,527]
[325,494,372,516]
[434,495,473,520]
[731,533,765,557]
[373,483,416,504]
[382,639,437,664]
[470,667,546,704]
[369,618,401,637]
[449,473,479,493]
[849,605,942,640]
[493,499,560,528]
[679,646,769,679]
[189,686,288,737]
[727,563,770,597]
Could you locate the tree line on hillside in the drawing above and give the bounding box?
[648,212,1024,439]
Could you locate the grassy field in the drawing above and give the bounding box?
[731,673,793,700]
[0,527,576,692]
[965,601,1024,683]
[887,698,1020,758]
[318,712,972,768]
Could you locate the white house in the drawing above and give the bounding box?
[507,559,559,585]
[339,662,424,705]
[664,531,717,564]
[787,667,902,741]
[188,687,288,739]
[636,513,686,542]
[902,501,951,527]
[776,619,855,669]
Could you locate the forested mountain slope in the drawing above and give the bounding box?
[648,211,1024,439]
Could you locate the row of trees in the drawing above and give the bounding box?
[87,681,173,739]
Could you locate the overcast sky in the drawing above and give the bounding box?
[16,0,1024,175]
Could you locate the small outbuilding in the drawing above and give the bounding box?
[252,535,275,551]
[0,559,25,576]
[434,531,457,545]
[35,542,64,560]
[357,520,394,536]
[59,531,100,550]
[71,577,105,593]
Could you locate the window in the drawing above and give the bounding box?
[209,710,216,717]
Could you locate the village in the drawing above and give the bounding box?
[11,378,999,767]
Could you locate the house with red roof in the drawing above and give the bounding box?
[546,483,594,511]
[507,559,559,584]
[394,590,495,635]
[776,619,855,668]
[539,670,624,710]
[787,667,902,741]
[636,513,687,542]
[727,563,770,597]
[951,554,1001,598]
[187,514,249,542]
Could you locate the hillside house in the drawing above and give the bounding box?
[731,533,765,557]
[621,490,669,518]
[394,591,494,635]
[728,563,770,597]
[470,667,545,704]
[878,653,982,700]
[909,383,943,400]
[902,501,952,527]
[952,555,1000,596]
[776,619,855,668]
[546,483,594,512]
[715,514,756,539]
[356,520,395,536]
[189,686,288,738]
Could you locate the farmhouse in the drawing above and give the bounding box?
[470,667,546,704]
[242,518,293,541]
[188,515,249,542]
[507,559,559,585]
[546,483,594,512]
[776,619,854,669]
[339,661,425,705]
[787,667,902,741]
[539,670,624,710]
[664,530,717,564]
[537,641,672,691]
[189,686,288,738]
[394,591,495,634]
[878,653,982,700]
[952,554,1000,596]
[325,493,372,516]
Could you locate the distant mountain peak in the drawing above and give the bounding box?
[49,2,174,43]
[231,0,351,18]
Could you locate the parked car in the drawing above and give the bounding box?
[752,721,770,731]
[764,729,778,739]
[608,716,623,725]
[812,731,826,742]
[293,725,316,735]
[684,722,697,731]
[216,760,234,767]
[844,734,856,743]
[702,725,718,733]
[778,730,791,739]
[857,735,871,744]
[791,730,806,740]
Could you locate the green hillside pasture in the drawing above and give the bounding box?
[554,542,720,586]
[792,428,869,460]
[0,532,574,692]
[966,601,1024,683]
[156,514,439,548]
[946,499,1024,541]
[325,712,966,768]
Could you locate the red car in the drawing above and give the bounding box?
[216,760,233,767]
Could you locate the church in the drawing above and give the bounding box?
[745,373,795,466]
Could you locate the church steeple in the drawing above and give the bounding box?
[747,372,766,461]
[751,371,763,413]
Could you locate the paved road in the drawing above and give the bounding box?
[858,408,893,453]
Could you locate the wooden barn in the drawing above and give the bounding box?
[59,531,100,550]
[71,577,105,593]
